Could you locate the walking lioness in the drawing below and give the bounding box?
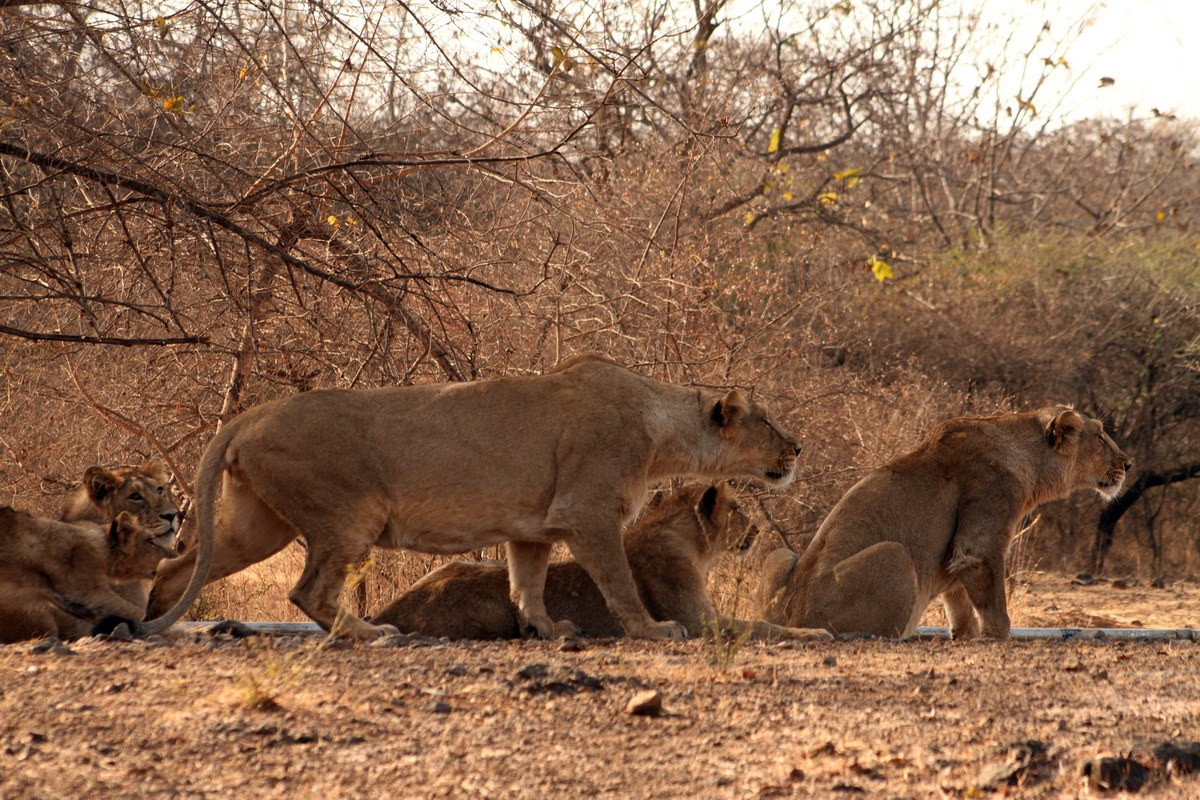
[144,354,801,640]
[758,406,1130,640]
[372,483,830,642]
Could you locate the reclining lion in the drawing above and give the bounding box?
[0,508,177,643]
[757,406,1130,640]
[372,483,831,642]
[60,459,181,612]
[144,354,801,640]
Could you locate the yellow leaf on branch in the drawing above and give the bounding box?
[869,256,893,282]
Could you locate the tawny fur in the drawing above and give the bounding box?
[372,484,831,641]
[757,406,1131,640]
[146,354,801,640]
[0,509,177,643]
[60,460,181,613]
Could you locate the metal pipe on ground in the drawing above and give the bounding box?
[173,621,1200,641]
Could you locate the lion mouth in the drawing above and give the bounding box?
[1096,470,1126,500]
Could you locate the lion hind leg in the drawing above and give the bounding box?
[756,547,800,623]
[0,585,63,643]
[289,530,396,640]
[811,541,920,638]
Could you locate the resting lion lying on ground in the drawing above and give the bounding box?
[0,508,177,643]
[757,406,1131,640]
[60,459,181,612]
[145,354,801,640]
[372,483,831,641]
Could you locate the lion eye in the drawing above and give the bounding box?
[129,492,143,502]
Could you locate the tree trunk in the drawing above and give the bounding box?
[1092,462,1200,572]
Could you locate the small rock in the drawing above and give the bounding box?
[371,632,442,648]
[626,689,663,717]
[429,702,452,714]
[1072,572,1096,586]
[515,664,549,681]
[1111,579,1130,590]
[822,655,837,667]
[29,637,75,656]
[103,623,135,642]
[978,739,1051,789]
[209,619,254,638]
[558,637,585,653]
[1081,755,1150,792]
[1143,741,1200,775]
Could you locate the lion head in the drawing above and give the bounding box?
[1042,407,1132,501]
[107,511,180,581]
[710,390,801,487]
[62,459,181,548]
[695,482,759,555]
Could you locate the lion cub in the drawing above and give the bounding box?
[0,507,177,643]
[372,484,831,641]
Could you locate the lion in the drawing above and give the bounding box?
[144,354,802,640]
[0,508,178,643]
[371,483,831,642]
[757,406,1131,640]
[60,459,181,612]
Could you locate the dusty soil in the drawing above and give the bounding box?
[2,573,1199,799]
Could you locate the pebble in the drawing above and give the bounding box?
[626,689,663,717]
[30,638,75,656]
[1081,755,1150,791]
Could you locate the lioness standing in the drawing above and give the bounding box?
[145,354,801,640]
[758,407,1130,640]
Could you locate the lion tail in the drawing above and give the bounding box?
[136,417,239,636]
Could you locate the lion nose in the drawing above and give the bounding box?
[1123,459,1133,471]
[792,444,802,456]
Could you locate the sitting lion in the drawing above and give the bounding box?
[372,483,831,642]
[0,508,178,643]
[757,406,1131,640]
[145,354,801,640]
[60,459,182,612]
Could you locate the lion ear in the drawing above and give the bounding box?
[711,389,749,428]
[697,484,720,521]
[85,466,121,503]
[139,458,170,484]
[1045,409,1084,449]
[107,511,138,550]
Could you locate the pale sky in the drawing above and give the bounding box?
[990,0,1199,121]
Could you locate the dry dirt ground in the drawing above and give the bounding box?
[2,572,1199,799]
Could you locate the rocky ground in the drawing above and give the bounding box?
[2,573,1198,799]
